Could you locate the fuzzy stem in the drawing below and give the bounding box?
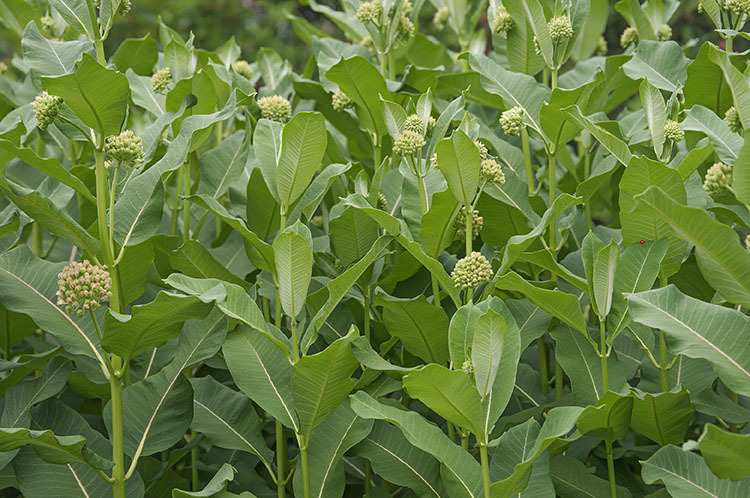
[276,420,286,498]
[606,439,617,498]
[299,434,311,498]
[32,223,43,257]
[480,444,491,498]
[109,165,119,254]
[109,372,126,498]
[364,460,372,494]
[460,432,468,450]
[431,276,441,308]
[555,360,564,400]
[417,172,429,215]
[171,168,183,236]
[538,338,549,396]
[363,286,371,342]
[521,127,534,195]
[291,316,300,363]
[583,147,592,231]
[659,331,669,392]
[600,318,608,393]
[183,158,193,241]
[548,151,557,252]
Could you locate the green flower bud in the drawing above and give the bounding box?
[664,119,684,142]
[397,14,415,41]
[451,252,493,289]
[433,7,450,30]
[429,153,438,170]
[596,36,608,56]
[41,15,57,38]
[454,206,483,241]
[427,116,436,134]
[461,359,474,375]
[0,61,8,76]
[475,140,489,160]
[492,6,514,35]
[404,114,425,134]
[105,130,144,166]
[310,215,324,228]
[377,192,388,211]
[533,36,542,56]
[233,60,253,79]
[745,233,750,251]
[356,1,383,25]
[393,129,425,155]
[117,0,131,15]
[703,162,733,196]
[32,91,63,130]
[500,106,525,137]
[657,24,672,41]
[481,158,506,184]
[698,3,703,13]
[725,0,750,17]
[360,36,378,57]
[400,0,414,17]
[151,67,172,94]
[258,95,292,122]
[57,260,112,316]
[725,106,743,134]
[548,15,573,42]
[332,89,355,111]
[620,27,638,48]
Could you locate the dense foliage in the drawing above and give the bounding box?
[0,0,749,497]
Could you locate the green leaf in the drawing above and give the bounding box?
[634,186,750,307]
[223,326,299,432]
[172,463,236,497]
[168,240,250,289]
[514,0,553,67]
[563,106,632,166]
[640,79,667,158]
[682,105,743,165]
[449,304,483,368]
[274,222,313,319]
[48,0,95,40]
[111,34,158,76]
[0,1,38,38]
[351,421,445,497]
[292,404,372,498]
[550,454,633,498]
[689,424,750,481]
[615,0,655,39]
[630,387,693,446]
[627,285,750,397]
[619,158,688,279]
[707,44,750,131]
[577,391,634,442]
[21,22,93,81]
[642,445,750,497]
[102,291,214,363]
[190,376,273,469]
[42,53,130,138]
[0,140,94,202]
[253,118,282,202]
[734,138,750,207]
[403,365,485,440]
[329,207,380,266]
[471,309,506,400]
[622,41,690,92]
[0,428,111,470]
[293,329,359,436]
[326,56,390,136]
[376,292,450,364]
[197,131,249,200]
[166,274,292,355]
[109,313,227,458]
[276,112,328,209]
[0,177,100,257]
[436,129,481,207]
[420,190,460,258]
[0,248,105,365]
[592,240,619,319]
[495,272,587,336]
[349,391,484,498]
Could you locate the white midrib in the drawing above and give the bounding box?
[572,331,600,399]
[316,417,357,498]
[67,464,91,497]
[213,144,244,198]
[647,464,719,497]
[193,399,268,466]
[365,438,442,497]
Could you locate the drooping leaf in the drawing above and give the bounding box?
[688,424,750,481]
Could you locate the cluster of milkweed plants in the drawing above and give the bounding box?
[0,0,748,497]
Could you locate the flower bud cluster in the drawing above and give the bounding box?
[393,129,425,155]
[548,15,573,42]
[657,24,672,41]
[105,130,144,166]
[332,89,355,111]
[500,106,525,137]
[404,114,424,134]
[475,140,489,160]
[377,192,388,211]
[725,106,743,134]
[461,359,474,375]
[481,158,506,184]
[433,7,450,30]
[452,252,493,288]
[57,261,112,317]
[454,207,483,241]
[664,119,684,142]
[258,95,292,122]
[41,15,57,38]
[703,162,733,196]
[397,15,415,41]
[725,0,750,17]
[597,36,608,56]
[233,60,253,79]
[32,92,63,130]
[745,233,750,251]
[356,1,383,25]
[492,7,514,35]
[0,61,7,75]
[151,67,172,94]
[620,27,638,48]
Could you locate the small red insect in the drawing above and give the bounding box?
[639,240,645,244]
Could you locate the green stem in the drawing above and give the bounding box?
[364,460,372,494]
[605,439,617,498]
[299,434,311,498]
[363,286,371,342]
[726,36,734,53]
[460,432,468,451]
[276,420,286,498]
[191,441,199,491]
[538,338,549,396]
[89,308,103,343]
[659,330,669,392]
[447,422,456,444]
[600,318,608,393]
[521,127,534,195]
[3,307,9,360]
[183,158,193,241]
[547,151,557,252]
[417,173,428,215]
[583,147,592,231]
[171,168,183,236]
[388,51,395,81]
[431,276,441,308]
[109,371,126,498]
[555,360,564,400]
[291,317,300,363]
[479,444,491,498]
[109,165,119,254]
[551,67,558,91]
[85,0,106,66]
[32,223,43,257]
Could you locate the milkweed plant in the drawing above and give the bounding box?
[0,0,748,497]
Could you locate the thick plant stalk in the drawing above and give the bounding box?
[299,434,311,498]
[600,319,609,393]
[364,286,371,341]
[606,439,617,498]
[480,443,491,498]
[276,420,286,498]
[521,127,534,195]
[659,331,669,392]
[538,338,549,395]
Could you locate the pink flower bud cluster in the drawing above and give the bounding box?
[56,260,112,317]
